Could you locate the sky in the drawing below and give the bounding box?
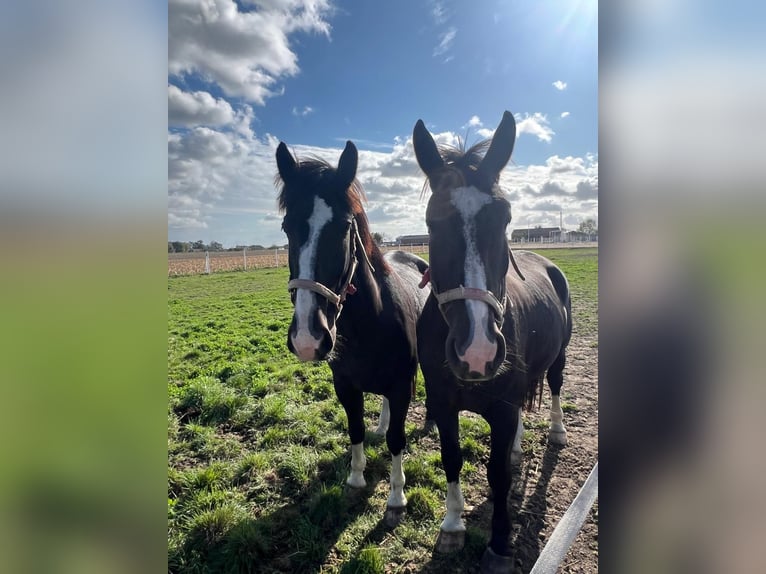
[168,0,598,248]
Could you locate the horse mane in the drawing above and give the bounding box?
[275,155,388,274]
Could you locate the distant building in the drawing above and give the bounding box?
[510,227,562,243]
[395,234,429,246]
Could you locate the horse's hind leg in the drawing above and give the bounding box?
[334,380,367,487]
[547,348,568,445]
[510,407,524,464]
[383,392,409,526]
[373,396,390,435]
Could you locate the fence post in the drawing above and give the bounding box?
[274,248,278,267]
[204,251,210,274]
[243,247,247,270]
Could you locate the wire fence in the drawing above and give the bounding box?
[168,242,597,276]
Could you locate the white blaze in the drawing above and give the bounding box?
[291,196,333,359]
[450,187,497,373]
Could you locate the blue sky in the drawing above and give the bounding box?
[169,0,598,247]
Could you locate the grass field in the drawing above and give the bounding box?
[168,247,598,573]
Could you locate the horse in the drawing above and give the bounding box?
[275,140,430,525]
[412,111,572,572]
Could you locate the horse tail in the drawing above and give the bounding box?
[525,375,545,412]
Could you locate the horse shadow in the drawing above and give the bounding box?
[416,442,563,573]
[194,430,396,574]
[508,443,562,571]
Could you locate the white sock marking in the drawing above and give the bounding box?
[550,395,565,432]
[450,187,497,373]
[512,408,523,460]
[374,397,390,435]
[549,395,568,445]
[347,442,367,488]
[291,197,333,358]
[387,453,407,508]
[511,409,524,454]
[440,481,466,532]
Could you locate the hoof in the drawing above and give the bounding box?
[480,547,514,574]
[435,529,465,553]
[346,474,366,489]
[548,429,568,446]
[510,450,522,465]
[384,505,406,527]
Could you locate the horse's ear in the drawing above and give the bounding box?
[413,119,444,177]
[479,111,516,177]
[276,142,297,183]
[337,140,358,189]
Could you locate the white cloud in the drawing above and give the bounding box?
[168,120,597,246]
[430,0,448,24]
[434,27,457,57]
[515,113,555,143]
[553,80,567,91]
[466,115,482,128]
[292,105,314,117]
[560,111,570,118]
[168,85,236,127]
[168,0,333,104]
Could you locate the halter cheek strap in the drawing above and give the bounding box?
[286,218,373,317]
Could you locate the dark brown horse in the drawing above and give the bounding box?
[413,112,572,572]
[276,141,429,524]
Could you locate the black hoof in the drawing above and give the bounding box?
[480,546,514,574]
[435,529,465,553]
[384,505,406,528]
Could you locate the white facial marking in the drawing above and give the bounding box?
[450,186,497,374]
[291,196,333,360]
[441,481,466,532]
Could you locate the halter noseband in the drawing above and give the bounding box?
[286,218,374,318]
[433,285,506,323]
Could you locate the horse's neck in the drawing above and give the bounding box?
[338,261,384,331]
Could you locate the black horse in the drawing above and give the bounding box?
[276,140,429,524]
[412,111,572,572]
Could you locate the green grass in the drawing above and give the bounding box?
[168,248,598,573]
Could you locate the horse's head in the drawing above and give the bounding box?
[276,140,364,361]
[413,111,517,381]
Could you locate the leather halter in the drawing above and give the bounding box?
[433,285,506,323]
[286,218,374,319]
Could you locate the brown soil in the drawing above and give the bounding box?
[407,310,598,573]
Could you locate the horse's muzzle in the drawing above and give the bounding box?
[287,312,335,361]
[445,323,506,381]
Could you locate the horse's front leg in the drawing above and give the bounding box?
[479,405,519,573]
[334,379,367,488]
[434,409,466,553]
[383,391,409,526]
